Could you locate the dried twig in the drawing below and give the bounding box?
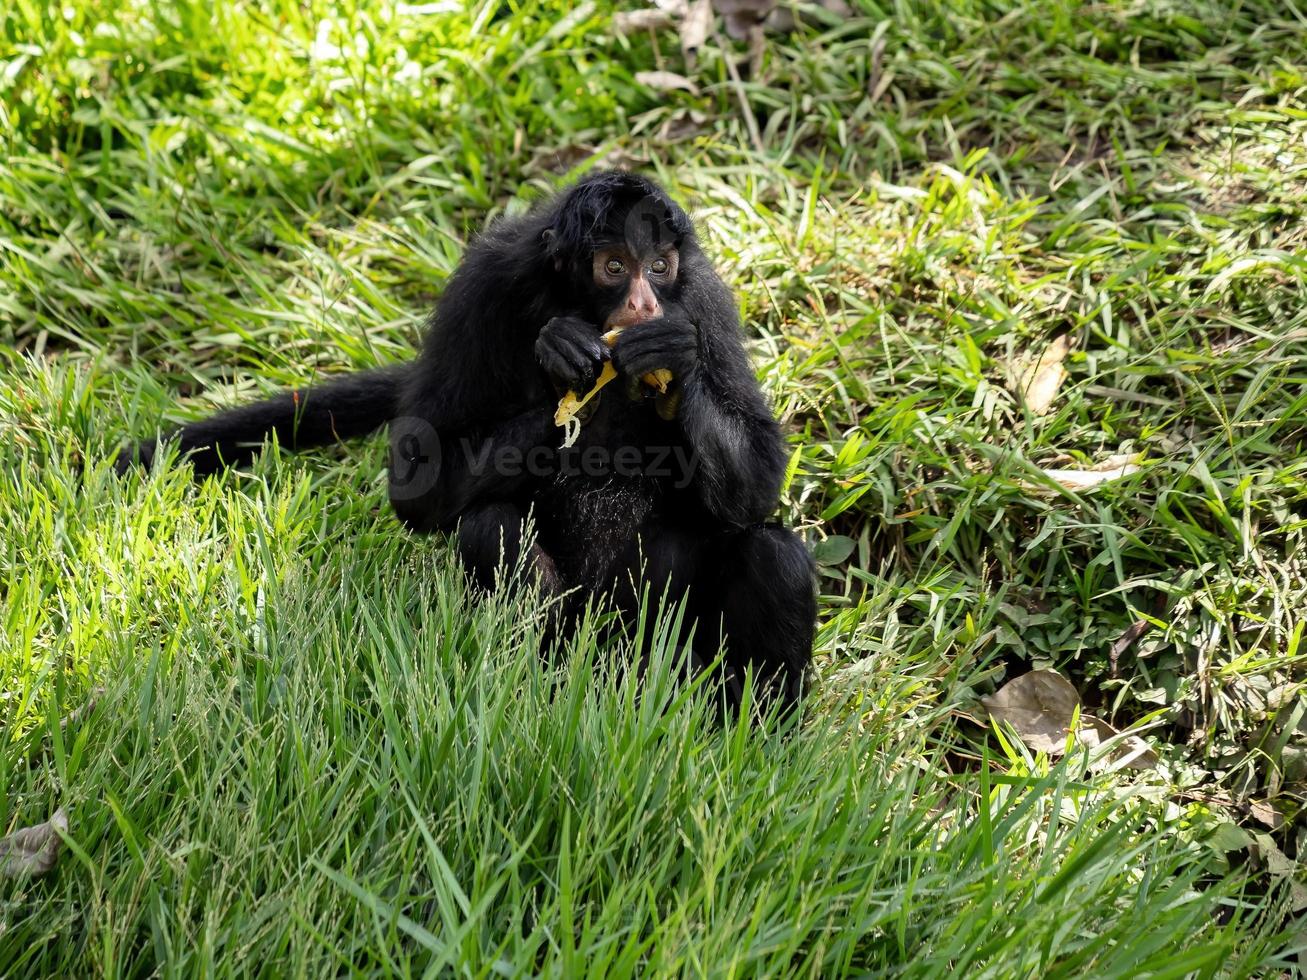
[711,22,765,155]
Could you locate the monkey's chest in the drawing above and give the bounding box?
[533,393,673,585]
[537,476,655,586]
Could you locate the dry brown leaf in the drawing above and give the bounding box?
[1015,333,1072,416]
[768,0,853,31]
[714,0,775,39]
[524,143,640,177]
[982,669,1080,753]
[0,808,68,878]
[655,107,710,142]
[1249,800,1285,831]
[1080,717,1159,772]
[982,669,1158,770]
[634,70,699,94]
[681,0,712,66]
[613,9,675,33]
[1040,453,1142,491]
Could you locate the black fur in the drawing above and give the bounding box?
[118,172,816,716]
[117,365,410,475]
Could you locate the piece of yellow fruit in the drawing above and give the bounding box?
[554,360,618,429]
[554,328,674,446]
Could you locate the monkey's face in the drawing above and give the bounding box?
[591,243,680,330]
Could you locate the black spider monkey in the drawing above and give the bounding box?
[118,171,816,714]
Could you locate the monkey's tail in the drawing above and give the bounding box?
[116,363,414,476]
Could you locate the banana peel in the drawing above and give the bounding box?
[554,328,674,447]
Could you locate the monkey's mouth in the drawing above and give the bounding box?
[606,308,659,330]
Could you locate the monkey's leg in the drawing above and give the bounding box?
[611,521,703,623]
[605,522,706,699]
[615,522,813,718]
[694,524,816,716]
[388,409,554,534]
[454,502,563,597]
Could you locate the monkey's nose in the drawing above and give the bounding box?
[625,300,657,323]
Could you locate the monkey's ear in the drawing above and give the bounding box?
[541,228,564,271]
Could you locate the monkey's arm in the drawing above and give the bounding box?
[612,274,786,528]
[388,407,554,534]
[674,356,786,528]
[385,244,564,533]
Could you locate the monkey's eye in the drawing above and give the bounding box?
[605,258,626,275]
[650,257,669,275]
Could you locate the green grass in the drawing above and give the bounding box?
[2,0,1306,974]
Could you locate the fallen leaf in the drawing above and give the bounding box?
[681,0,712,65]
[1249,800,1285,831]
[655,107,710,142]
[1251,833,1307,912]
[1084,717,1159,771]
[982,670,1080,753]
[1015,333,1072,416]
[1040,453,1142,491]
[634,70,699,94]
[0,808,68,878]
[714,0,774,39]
[613,9,675,33]
[981,669,1158,770]
[525,143,640,177]
[767,0,853,31]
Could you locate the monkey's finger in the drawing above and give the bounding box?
[535,343,573,379]
[622,337,695,371]
[615,335,692,375]
[616,323,693,351]
[558,327,609,360]
[582,336,611,363]
[570,339,612,385]
[613,350,669,381]
[539,350,592,390]
[540,335,607,389]
[552,317,610,357]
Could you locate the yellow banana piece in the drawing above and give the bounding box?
[554,329,673,447]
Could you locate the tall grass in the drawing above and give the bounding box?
[2,0,1304,973]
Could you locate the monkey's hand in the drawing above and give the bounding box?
[611,315,700,385]
[554,328,676,445]
[536,315,609,391]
